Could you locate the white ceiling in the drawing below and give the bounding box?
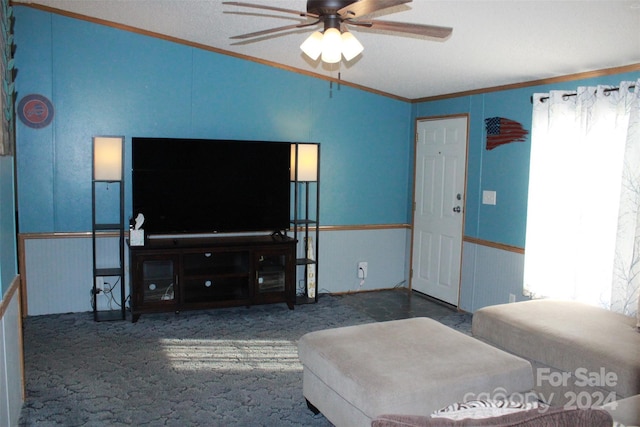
[15,0,640,100]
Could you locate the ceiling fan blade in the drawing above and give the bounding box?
[222,2,318,18]
[363,19,452,38]
[230,20,321,40]
[338,0,412,19]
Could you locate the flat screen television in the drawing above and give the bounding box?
[132,137,291,236]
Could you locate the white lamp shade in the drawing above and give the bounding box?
[321,28,342,64]
[93,136,123,181]
[291,144,318,182]
[341,31,364,61]
[300,31,323,60]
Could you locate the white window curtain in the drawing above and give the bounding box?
[524,79,640,318]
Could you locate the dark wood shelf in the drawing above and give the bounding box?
[291,219,317,226]
[290,144,320,305]
[95,267,123,276]
[296,295,317,305]
[92,153,125,322]
[94,223,123,231]
[129,236,296,322]
[94,309,126,322]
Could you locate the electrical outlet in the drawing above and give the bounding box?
[509,293,516,303]
[95,276,104,292]
[358,262,368,279]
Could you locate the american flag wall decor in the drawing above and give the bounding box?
[484,117,529,150]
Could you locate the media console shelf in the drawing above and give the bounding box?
[129,235,296,322]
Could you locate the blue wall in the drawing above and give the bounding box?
[13,7,413,234]
[415,71,640,248]
[13,6,640,257]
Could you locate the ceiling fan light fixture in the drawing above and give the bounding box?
[300,31,323,60]
[226,1,454,65]
[320,27,342,63]
[341,31,363,61]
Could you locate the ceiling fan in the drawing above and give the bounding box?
[223,0,453,64]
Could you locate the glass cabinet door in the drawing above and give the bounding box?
[256,252,287,294]
[140,258,176,305]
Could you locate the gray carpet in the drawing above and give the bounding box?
[19,293,471,426]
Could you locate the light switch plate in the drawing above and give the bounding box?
[482,190,497,205]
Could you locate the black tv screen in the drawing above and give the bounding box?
[132,137,291,235]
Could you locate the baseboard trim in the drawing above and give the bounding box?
[327,286,408,296]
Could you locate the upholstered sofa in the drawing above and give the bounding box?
[297,299,639,426]
[471,299,640,425]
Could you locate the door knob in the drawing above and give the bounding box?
[453,206,461,213]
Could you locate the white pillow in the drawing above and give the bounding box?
[431,399,546,421]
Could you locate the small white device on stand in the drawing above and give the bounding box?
[306,237,316,299]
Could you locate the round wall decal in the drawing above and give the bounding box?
[18,94,54,129]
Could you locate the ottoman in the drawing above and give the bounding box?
[472,300,640,405]
[298,317,534,427]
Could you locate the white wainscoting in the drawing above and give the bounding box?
[317,227,410,294]
[21,228,410,315]
[22,234,125,316]
[20,231,525,315]
[460,240,526,313]
[1,279,23,427]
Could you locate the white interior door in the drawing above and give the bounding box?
[411,116,468,306]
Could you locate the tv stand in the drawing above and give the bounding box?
[129,235,296,322]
